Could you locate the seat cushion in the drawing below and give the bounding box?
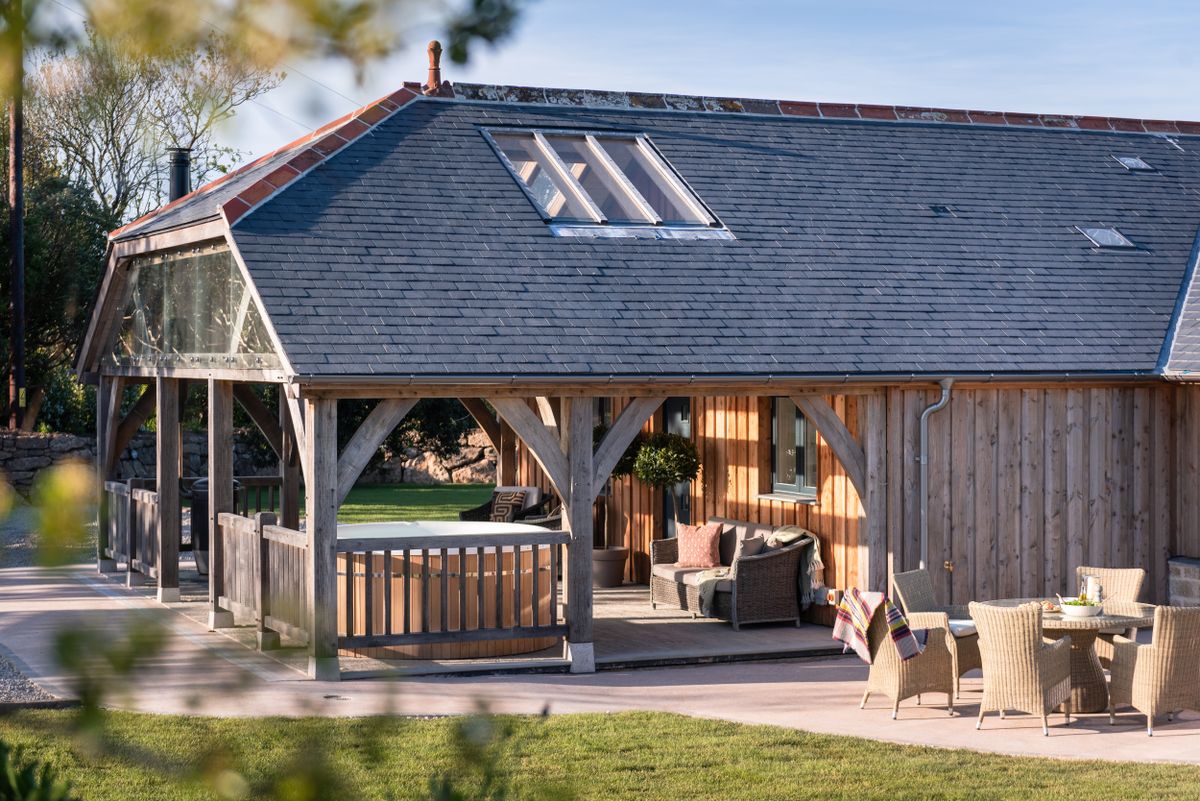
[652,563,706,584]
[650,563,732,593]
[948,619,977,638]
[681,570,732,593]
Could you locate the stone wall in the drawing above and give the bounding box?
[0,431,95,493]
[116,431,276,481]
[0,429,276,494]
[1168,556,1200,606]
[361,429,496,485]
[1,428,497,494]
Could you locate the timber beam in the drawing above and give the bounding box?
[233,384,283,459]
[335,398,417,506]
[107,382,155,476]
[458,398,500,452]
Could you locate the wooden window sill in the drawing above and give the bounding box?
[756,492,818,505]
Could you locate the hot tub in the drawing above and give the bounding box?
[336,521,560,660]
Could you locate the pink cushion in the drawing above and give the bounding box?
[675,522,722,568]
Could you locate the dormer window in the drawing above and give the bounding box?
[486,129,729,238]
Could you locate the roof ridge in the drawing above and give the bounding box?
[448,81,1200,137]
[109,86,422,240]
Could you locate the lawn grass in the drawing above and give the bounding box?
[334,483,494,524]
[0,709,1197,801]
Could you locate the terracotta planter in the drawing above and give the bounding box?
[593,546,629,588]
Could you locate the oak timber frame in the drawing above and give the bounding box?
[80,224,897,679]
[91,354,895,678]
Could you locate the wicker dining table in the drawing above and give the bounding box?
[979,599,1156,713]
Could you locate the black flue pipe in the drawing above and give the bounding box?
[167,148,191,201]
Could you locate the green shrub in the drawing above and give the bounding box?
[0,740,79,801]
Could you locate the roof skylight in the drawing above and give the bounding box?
[1113,155,1153,171]
[1076,226,1136,249]
[487,130,719,228]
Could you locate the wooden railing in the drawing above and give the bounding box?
[214,511,309,649]
[102,481,131,565]
[335,530,570,651]
[103,475,284,571]
[128,482,159,578]
[101,478,157,579]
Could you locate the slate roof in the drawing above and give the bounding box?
[115,83,1200,381]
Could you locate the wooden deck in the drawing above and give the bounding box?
[331,584,840,677]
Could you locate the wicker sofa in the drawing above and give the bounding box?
[649,517,812,630]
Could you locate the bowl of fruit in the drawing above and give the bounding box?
[1059,594,1103,618]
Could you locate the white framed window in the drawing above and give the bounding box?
[771,398,818,497]
[484,128,727,236]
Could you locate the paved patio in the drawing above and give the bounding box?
[1,564,1197,765]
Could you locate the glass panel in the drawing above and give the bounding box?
[105,246,281,370]
[545,136,652,223]
[1078,227,1135,248]
[801,415,818,492]
[491,133,593,220]
[597,138,711,225]
[774,398,798,490]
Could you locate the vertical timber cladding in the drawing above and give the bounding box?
[893,384,1180,606]
[513,385,1197,607]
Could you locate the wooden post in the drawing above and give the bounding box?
[863,393,888,592]
[208,379,235,629]
[562,397,595,673]
[95,375,118,572]
[155,377,181,603]
[279,390,300,529]
[256,511,280,650]
[305,396,339,681]
[499,420,517,486]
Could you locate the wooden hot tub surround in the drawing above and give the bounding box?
[335,522,570,660]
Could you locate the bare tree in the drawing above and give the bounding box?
[27,31,281,222]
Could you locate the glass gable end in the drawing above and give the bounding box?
[104,245,281,370]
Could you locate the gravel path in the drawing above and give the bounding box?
[0,651,55,703]
[0,506,66,702]
[0,506,96,569]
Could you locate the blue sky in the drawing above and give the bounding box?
[225,0,1200,159]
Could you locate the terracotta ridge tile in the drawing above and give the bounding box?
[113,87,423,240]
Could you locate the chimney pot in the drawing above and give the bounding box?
[424,40,447,97]
[167,148,191,202]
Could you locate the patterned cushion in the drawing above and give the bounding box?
[675,522,723,568]
[489,490,528,522]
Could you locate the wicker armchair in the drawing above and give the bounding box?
[458,486,544,522]
[1075,565,1146,665]
[649,536,807,629]
[858,602,954,719]
[969,601,1072,736]
[1108,605,1200,736]
[892,568,981,699]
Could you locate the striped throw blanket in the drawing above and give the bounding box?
[832,588,926,664]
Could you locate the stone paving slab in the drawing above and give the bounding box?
[1,564,1197,764]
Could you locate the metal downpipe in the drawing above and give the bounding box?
[918,379,954,571]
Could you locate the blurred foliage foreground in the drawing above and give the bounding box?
[0,462,570,800]
[6,468,1200,801]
